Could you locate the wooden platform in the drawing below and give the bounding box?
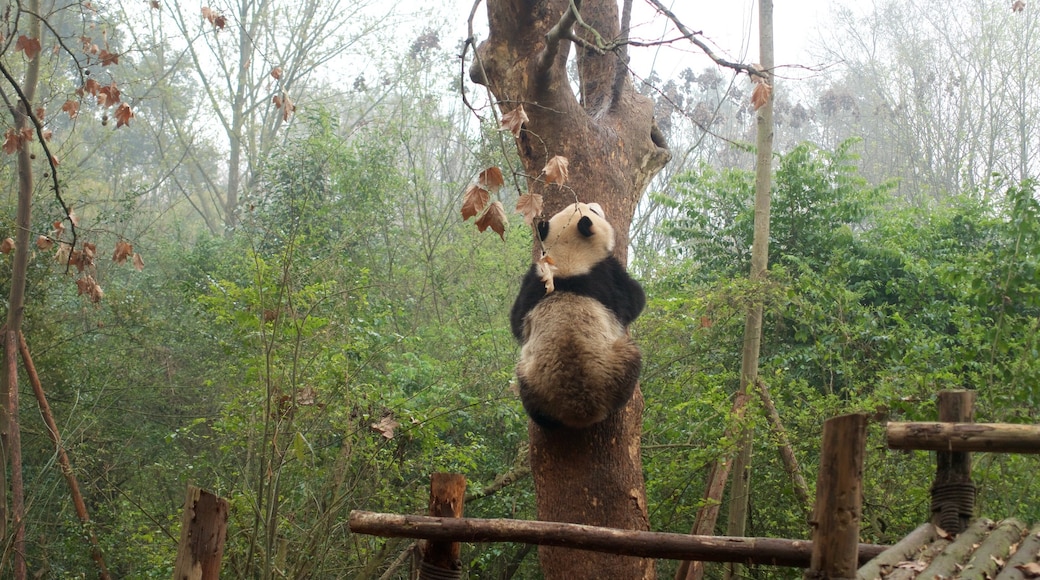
[858,519,1040,580]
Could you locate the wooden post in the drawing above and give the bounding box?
[805,413,867,580]
[931,390,975,534]
[420,473,466,578]
[173,485,228,580]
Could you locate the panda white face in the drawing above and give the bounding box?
[538,202,616,277]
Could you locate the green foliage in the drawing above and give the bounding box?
[641,141,1040,568]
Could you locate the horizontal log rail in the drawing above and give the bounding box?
[887,422,1040,454]
[348,511,888,567]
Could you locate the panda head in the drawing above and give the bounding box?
[537,202,616,277]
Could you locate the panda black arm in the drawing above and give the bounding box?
[509,265,546,340]
[593,257,645,326]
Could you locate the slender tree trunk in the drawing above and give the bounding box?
[724,4,773,579]
[1,4,42,577]
[470,0,669,576]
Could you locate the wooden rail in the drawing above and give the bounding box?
[348,511,888,567]
[887,422,1040,454]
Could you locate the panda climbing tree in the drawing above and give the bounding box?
[460,0,671,577]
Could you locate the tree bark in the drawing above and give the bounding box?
[470,0,669,577]
[1,4,42,577]
[725,4,775,578]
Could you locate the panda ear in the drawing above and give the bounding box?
[578,216,594,237]
[537,220,550,241]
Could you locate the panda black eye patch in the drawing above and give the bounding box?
[578,216,594,237]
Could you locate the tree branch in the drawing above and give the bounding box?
[644,0,769,80]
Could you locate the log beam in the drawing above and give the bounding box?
[348,511,888,567]
[887,422,1040,454]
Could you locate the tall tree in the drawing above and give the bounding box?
[469,0,670,576]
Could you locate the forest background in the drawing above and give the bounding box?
[0,0,1038,578]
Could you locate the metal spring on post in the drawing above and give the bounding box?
[930,481,976,534]
[418,561,464,580]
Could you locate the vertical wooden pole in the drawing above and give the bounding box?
[173,485,228,580]
[420,473,466,578]
[931,390,976,534]
[805,413,867,580]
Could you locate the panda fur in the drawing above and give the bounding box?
[509,202,645,429]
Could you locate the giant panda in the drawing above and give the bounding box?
[509,202,646,429]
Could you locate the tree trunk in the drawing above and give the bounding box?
[1,4,42,577]
[470,0,669,577]
[724,3,774,578]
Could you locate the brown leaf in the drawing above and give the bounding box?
[62,100,80,119]
[68,209,79,227]
[1013,0,1026,12]
[1016,562,1040,577]
[52,220,65,237]
[542,155,569,185]
[280,96,294,121]
[83,78,101,97]
[751,82,772,110]
[460,183,490,220]
[132,252,145,271]
[536,256,555,293]
[1,238,14,254]
[479,166,505,191]
[2,129,21,155]
[500,105,528,137]
[36,236,53,250]
[35,107,45,121]
[150,0,160,9]
[201,6,226,29]
[371,415,400,439]
[515,193,543,226]
[98,83,121,107]
[271,67,282,80]
[16,35,41,60]
[475,200,507,239]
[114,103,133,128]
[98,49,119,66]
[112,240,133,264]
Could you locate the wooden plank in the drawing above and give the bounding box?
[887,422,1040,454]
[806,413,868,580]
[348,511,889,567]
[856,523,936,580]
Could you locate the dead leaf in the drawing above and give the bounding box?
[479,166,505,191]
[475,200,507,239]
[16,35,41,60]
[201,6,227,29]
[98,83,121,107]
[36,236,53,250]
[98,49,119,66]
[936,527,952,539]
[536,256,555,293]
[35,107,45,121]
[112,240,133,264]
[150,0,160,9]
[460,183,490,220]
[280,96,294,121]
[371,415,400,439]
[1013,0,1026,12]
[515,193,543,226]
[271,67,282,80]
[62,100,80,119]
[52,220,65,237]
[296,386,316,406]
[543,155,569,185]
[1016,562,1040,577]
[1,238,14,254]
[500,105,528,137]
[2,129,22,154]
[132,252,145,271]
[114,103,133,128]
[751,82,772,110]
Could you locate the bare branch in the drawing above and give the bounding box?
[645,0,769,80]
